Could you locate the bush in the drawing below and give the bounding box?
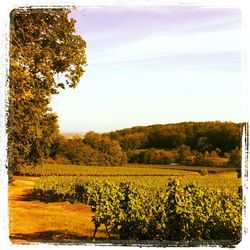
[54,156,71,165]
[226,147,241,168]
[127,149,174,165]
[200,168,208,176]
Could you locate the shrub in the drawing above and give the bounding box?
[200,168,208,176]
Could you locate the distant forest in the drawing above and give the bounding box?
[107,121,242,152]
[46,121,243,171]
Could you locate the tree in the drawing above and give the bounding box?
[176,145,191,164]
[7,8,87,175]
[226,147,242,177]
[59,136,96,165]
[83,132,127,166]
[207,123,242,152]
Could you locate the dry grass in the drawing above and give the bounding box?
[9,176,108,244]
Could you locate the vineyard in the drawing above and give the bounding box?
[33,174,240,194]
[17,163,236,176]
[23,163,243,245]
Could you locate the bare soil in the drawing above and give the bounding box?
[8,176,107,244]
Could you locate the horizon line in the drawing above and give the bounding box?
[60,119,245,134]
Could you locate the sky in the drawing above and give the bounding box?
[51,5,244,133]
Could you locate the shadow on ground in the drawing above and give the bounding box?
[12,189,37,201]
[10,230,100,243]
[9,231,239,247]
[15,189,76,203]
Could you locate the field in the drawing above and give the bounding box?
[9,164,241,245]
[18,163,236,176]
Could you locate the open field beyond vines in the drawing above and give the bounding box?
[9,164,241,245]
[18,163,236,176]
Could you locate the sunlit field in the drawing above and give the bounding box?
[9,163,241,244]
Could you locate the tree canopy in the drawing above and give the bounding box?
[7,8,87,175]
[53,132,127,166]
[108,122,242,153]
[106,122,243,168]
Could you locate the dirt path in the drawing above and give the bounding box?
[9,176,107,244]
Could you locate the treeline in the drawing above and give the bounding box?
[126,146,241,169]
[107,121,242,153]
[45,121,243,169]
[48,131,127,166]
[106,121,243,169]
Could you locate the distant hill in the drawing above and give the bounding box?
[105,121,243,153]
[55,122,242,167]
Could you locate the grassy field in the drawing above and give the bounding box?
[9,164,240,244]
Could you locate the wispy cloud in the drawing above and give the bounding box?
[73,6,241,52]
[89,29,241,65]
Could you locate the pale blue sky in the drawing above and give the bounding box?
[51,6,243,133]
